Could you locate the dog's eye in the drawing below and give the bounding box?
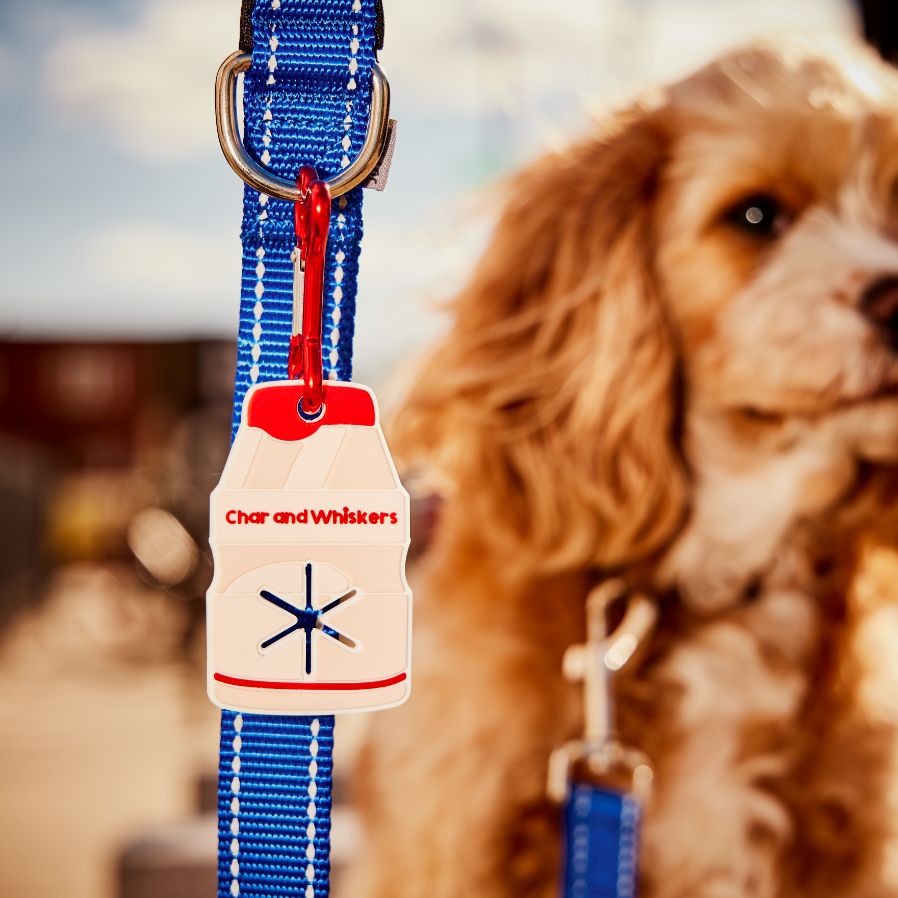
[724,194,787,239]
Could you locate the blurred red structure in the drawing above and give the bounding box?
[0,341,232,467]
[0,340,233,627]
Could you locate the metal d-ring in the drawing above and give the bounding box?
[214,50,391,200]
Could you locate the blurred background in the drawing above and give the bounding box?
[0,1,891,896]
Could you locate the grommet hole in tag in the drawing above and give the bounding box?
[298,398,326,423]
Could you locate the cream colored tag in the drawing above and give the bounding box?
[206,380,412,714]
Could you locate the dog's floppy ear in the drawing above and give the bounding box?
[395,104,688,577]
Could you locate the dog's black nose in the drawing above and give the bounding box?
[861,275,898,347]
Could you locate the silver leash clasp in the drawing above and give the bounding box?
[548,580,656,803]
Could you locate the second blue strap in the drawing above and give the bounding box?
[562,784,641,898]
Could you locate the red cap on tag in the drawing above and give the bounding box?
[247,382,376,440]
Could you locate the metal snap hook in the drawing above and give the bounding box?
[547,580,657,804]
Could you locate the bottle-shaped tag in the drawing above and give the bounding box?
[206,380,412,714]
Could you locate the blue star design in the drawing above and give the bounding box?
[259,562,356,674]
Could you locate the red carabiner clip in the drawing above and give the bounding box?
[288,165,331,416]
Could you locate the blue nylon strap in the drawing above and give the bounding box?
[218,2,379,897]
[562,784,641,898]
[219,713,335,897]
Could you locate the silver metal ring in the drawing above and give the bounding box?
[214,51,391,200]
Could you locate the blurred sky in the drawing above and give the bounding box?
[0,0,858,384]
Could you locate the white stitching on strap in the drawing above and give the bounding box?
[230,714,244,896]
[305,718,321,898]
[617,796,639,898]
[250,2,280,385]
[342,16,359,169]
[329,1,360,381]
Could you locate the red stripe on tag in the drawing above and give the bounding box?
[214,671,406,691]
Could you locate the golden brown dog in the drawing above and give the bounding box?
[348,37,898,898]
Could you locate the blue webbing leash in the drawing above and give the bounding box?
[562,785,641,898]
[216,2,380,896]
[218,714,334,897]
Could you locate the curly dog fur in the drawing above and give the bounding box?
[348,38,898,898]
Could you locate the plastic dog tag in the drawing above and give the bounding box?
[206,380,412,714]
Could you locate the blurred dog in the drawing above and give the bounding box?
[349,38,898,898]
